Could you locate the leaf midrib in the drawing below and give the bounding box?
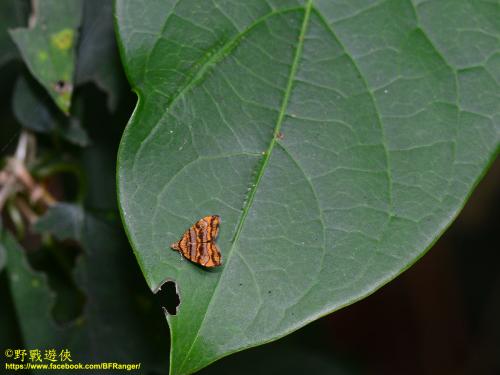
[175,1,313,373]
[119,5,305,290]
[131,6,304,183]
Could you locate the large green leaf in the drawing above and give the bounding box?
[115,0,500,374]
[9,0,82,114]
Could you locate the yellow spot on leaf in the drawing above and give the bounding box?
[50,29,74,51]
[38,50,48,62]
[31,279,40,288]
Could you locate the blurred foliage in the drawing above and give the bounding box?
[0,0,169,373]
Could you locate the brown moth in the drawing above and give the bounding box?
[170,215,222,268]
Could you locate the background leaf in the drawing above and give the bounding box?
[33,203,85,241]
[12,74,90,146]
[0,0,28,68]
[2,208,169,371]
[1,226,65,347]
[9,0,82,113]
[75,0,126,111]
[116,0,500,373]
[13,74,56,133]
[0,272,23,349]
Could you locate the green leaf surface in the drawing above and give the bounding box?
[3,208,168,370]
[115,0,500,373]
[9,0,82,114]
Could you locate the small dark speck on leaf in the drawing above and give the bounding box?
[54,80,72,93]
[268,290,272,294]
[239,283,243,286]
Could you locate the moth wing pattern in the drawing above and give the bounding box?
[170,214,222,268]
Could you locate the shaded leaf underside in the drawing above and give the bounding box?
[116,0,499,374]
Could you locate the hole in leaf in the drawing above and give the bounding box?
[53,80,72,93]
[154,280,180,315]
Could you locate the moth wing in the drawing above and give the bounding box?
[170,215,222,268]
[203,242,222,268]
[170,228,190,255]
[194,215,220,242]
[206,215,220,240]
